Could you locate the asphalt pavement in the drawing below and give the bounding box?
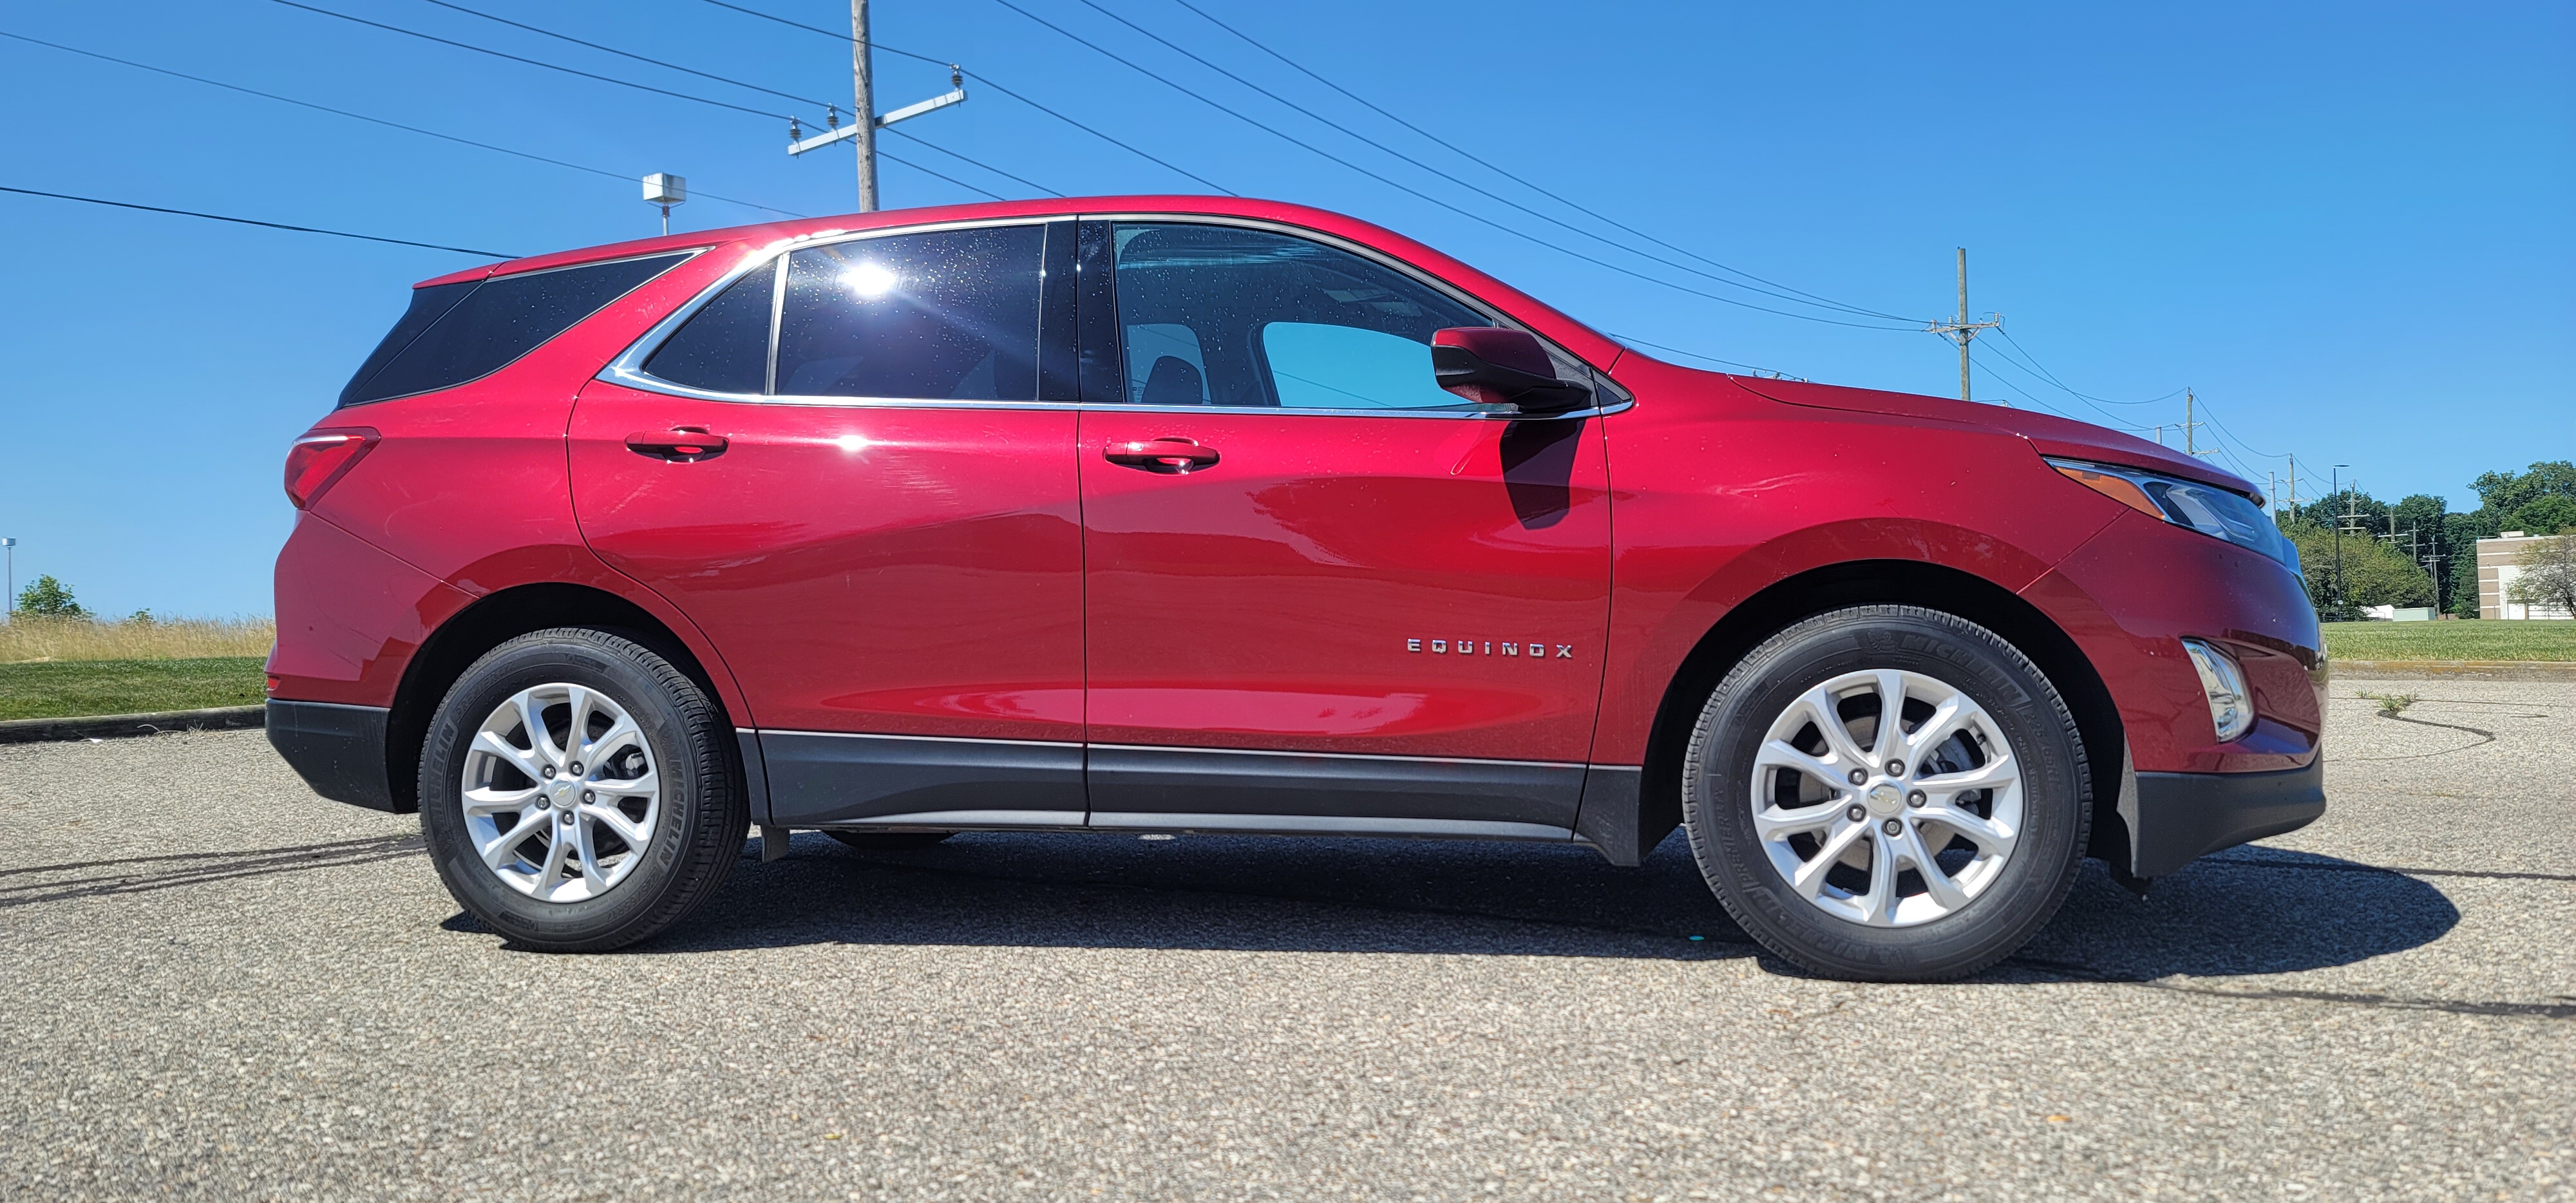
[2,679,2569,1200]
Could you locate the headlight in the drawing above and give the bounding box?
[2180,638,2254,741]
[2045,457,2293,566]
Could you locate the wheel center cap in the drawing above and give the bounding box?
[549,778,578,809]
[1864,782,1905,817]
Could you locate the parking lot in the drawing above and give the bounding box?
[3,678,2569,1200]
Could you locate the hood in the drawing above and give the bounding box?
[1725,376,2259,497]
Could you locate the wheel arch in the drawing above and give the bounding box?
[383,583,736,813]
[1618,559,2128,871]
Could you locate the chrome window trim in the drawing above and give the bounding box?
[594,211,1635,421]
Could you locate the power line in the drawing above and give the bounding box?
[875,148,1003,202]
[1068,0,1913,324]
[1607,333,1795,378]
[1968,347,2155,431]
[695,0,955,68]
[1163,0,1926,327]
[988,0,1918,332]
[272,0,804,122]
[693,0,1236,194]
[0,185,512,257]
[882,127,1066,197]
[416,0,833,110]
[1989,327,2177,406]
[0,30,803,218]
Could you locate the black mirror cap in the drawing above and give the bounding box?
[1431,327,1595,412]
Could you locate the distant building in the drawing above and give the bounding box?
[2477,531,2573,620]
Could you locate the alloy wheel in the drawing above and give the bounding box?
[460,683,663,903]
[1747,668,2023,927]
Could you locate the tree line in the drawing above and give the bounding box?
[2278,459,2575,619]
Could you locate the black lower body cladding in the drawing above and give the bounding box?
[267,699,398,811]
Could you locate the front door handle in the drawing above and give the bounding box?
[1103,437,1218,473]
[625,427,728,462]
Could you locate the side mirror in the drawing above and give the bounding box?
[1431,328,1594,413]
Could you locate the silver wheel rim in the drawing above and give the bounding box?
[460,683,662,903]
[1746,668,2023,927]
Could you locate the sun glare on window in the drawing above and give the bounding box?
[842,262,898,298]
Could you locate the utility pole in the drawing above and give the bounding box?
[1,537,14,621]
[2182,388,2206,457]
[782,3,967,211]
[850,0,876,211]
[1926,247,2002,404]
[2287,455,2298,526]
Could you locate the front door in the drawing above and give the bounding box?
[1076,222,1613,837]
[571,221,1088,826]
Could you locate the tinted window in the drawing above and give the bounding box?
[1109,223,1487,409]
[336,280,476,406]
[773,225,1045,400]
[643,259,777,395]
[341,253,687,406]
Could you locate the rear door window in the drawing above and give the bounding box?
[773,225,1045,400]
[340,252,688,406]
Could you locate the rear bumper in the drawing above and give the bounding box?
[2124,757,2325,878]
[267,699,401,813]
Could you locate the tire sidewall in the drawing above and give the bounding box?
[419,632,720,948]
[1685,607,2088,980]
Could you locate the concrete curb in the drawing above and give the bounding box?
[2331,659,2576,682]
[0,705,266,744]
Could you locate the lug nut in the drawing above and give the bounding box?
[1886,760,1906,776]
[1883,819,1902,836]
[541,765,555,779]
[567,762,582,775]
[1846,805,1866,822]
[582,791,595,803]
[1848,769,1868,785]
[1908,790,1926,808]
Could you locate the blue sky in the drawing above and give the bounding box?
[1,0,2568,617]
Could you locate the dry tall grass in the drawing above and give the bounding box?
[0,616,275,663]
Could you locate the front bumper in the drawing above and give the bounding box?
[2121,756,2325,878]
[268,699,401,812]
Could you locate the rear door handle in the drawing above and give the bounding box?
[1103,437,1218,473]
[625,427,728,462]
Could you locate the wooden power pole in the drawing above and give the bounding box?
[1927,248,2002,404]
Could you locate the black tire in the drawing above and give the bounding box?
[419,627,746,951]
[1681,605,2090,981]
[825,831,954,851]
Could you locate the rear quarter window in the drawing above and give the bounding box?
[339,252,690,406]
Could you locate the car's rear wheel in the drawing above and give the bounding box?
[1682,605,2090,981]
[419,628,745,951]
[826,831,954,851]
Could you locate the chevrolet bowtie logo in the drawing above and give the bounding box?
[1407,638,1573,659]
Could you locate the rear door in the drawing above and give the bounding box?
[570,220,1090,827]
[1075,221,1613,837]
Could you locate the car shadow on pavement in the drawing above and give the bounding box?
[584,831,2461,981]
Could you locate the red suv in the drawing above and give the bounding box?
[268,197,2324,980]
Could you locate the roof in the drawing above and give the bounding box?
[409,195,1626,368]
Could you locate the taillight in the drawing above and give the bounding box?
[284,428,379,509]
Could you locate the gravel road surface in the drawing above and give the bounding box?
[3,681,2569,1200]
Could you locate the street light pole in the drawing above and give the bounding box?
[2331,464,2349,611]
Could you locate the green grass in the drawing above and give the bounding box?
[2322,620,2576,663]
[0,657,267,721]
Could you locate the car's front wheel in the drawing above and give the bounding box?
[1682,605,2090,981]
[419,628,746,951]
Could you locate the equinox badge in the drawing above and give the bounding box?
[1408,638,1573,658]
